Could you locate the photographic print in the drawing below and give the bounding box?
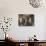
[18,14,34,26]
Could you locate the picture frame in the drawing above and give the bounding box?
[18,14,34,26]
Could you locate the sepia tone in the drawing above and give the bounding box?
[18,14,34,26]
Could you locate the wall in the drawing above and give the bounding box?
[0,0,46,40]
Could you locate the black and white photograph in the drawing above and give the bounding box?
[18,14,34,26]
